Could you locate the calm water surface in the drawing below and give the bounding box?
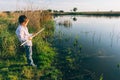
[53,15,120,80]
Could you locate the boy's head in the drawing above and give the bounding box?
[18,15,28,24]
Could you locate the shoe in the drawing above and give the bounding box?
[30,64,37,67]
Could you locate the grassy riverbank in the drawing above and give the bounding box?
[0,11,104,80]
[0,11,62,80]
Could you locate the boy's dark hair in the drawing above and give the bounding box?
[18,15,27,24]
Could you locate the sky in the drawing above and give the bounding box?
[0,0,120,12]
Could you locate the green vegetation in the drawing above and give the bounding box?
[0,12,61,80]
[99,74,103,80]
[49,31,99,80]
[0,11,104,80]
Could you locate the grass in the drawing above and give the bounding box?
[0,11,61,80]
[0,11,104,80]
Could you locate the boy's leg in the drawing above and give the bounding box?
[25,46,35,66]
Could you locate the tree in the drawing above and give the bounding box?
[59,10,64,13]
[47,9,52,12]
[73,7,77,12]
[53,10,58,13]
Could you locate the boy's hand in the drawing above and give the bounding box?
[28,36,32,40]
[25,19,29,26]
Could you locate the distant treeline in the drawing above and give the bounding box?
[53,11,120,16]
[2,10,120,16]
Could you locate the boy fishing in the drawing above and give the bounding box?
[15,15,37,67]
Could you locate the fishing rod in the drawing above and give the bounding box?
[20,28,45,46]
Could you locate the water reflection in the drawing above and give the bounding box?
[58,20,72,28]
[72,17,77,21]
[53,15,120,80]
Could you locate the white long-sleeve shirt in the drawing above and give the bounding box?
[15,25,32,46]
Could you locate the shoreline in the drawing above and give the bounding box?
[2,10,120,16]
[53,11,120,16]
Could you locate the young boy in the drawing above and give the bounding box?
[16,15,36,67]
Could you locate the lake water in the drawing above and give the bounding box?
[53,15,120,80]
